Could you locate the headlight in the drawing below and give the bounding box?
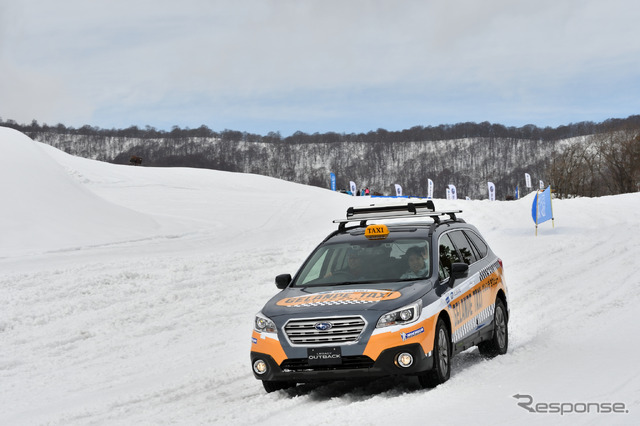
[376,300,422,328]
[254,313,277,333]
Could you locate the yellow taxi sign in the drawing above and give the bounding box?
[365,224,389,240]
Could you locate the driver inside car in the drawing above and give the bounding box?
[325,249,365,278]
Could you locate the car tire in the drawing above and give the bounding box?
[418,317,451,388]
[262,380,294,393]
[478,298,508,357]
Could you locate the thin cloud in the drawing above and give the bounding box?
[1,0,639,134]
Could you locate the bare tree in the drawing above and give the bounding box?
[595,130,640,194]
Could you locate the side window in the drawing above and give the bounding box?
[439,234,461,275]
[461,232,481,261]
[438,260,450,282]
[465,231,488,259]
[448,230,478,265]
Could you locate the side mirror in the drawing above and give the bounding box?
[449,263,469,286]
[435,263,469,295]
[275,274,292,289]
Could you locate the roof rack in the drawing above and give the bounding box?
[333,201,462,230]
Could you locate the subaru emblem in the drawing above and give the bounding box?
[314,322,333,331]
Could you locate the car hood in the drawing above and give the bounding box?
[262,280,434,318]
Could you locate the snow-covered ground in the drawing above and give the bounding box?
[1,126,638,425]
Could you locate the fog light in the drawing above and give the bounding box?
[396,352,414,368]
[253,359,268,375]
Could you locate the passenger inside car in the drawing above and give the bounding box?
[401,246,430,279]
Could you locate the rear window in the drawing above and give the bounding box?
[465,230,488,258]
[448,230,478,265]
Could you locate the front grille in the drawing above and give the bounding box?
[281,356,374,371]
[284,316,366,345]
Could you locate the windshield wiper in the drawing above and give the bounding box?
[318,281,369,286]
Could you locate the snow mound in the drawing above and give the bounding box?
[1,127,639,424]
[0,127,159,257]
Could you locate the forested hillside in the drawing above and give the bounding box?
[3,116,639,199]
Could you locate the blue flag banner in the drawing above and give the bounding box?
[487,182,495,201]
[532,186,554,230]
[448,184,457,200]
[330,173,336,191]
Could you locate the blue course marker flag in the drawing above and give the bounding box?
[531,186,554,235]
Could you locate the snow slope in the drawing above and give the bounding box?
[1,127,638,425]
[0,127,161,258]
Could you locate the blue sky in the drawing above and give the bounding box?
[1,0,639,136]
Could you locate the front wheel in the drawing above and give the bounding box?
[418,317,451,388]
[478,298,508,357]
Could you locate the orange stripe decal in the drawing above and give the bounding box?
[251,331,288,365]
[363,316,437,360]
[276,290,402,307]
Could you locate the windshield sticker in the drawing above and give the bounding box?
[277,290,402,308]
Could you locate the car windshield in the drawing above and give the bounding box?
[293,238,431,287]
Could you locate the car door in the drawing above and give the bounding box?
[439,230,487,348]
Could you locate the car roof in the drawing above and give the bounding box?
[334,201,463,230]
[324,225,429,244]
[329,201,469,241]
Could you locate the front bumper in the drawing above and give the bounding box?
[251,343,433,383]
